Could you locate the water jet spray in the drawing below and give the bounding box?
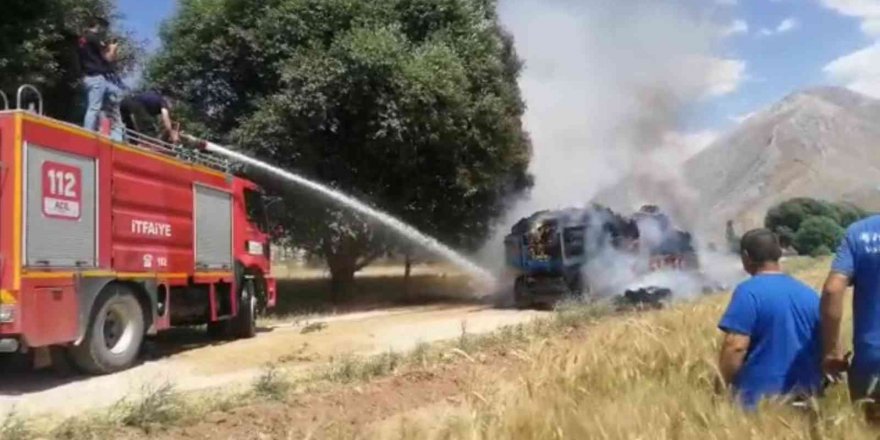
[182,134,497,288]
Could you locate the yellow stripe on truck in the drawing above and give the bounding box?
[13,113,22,290]
[0,290,16,304]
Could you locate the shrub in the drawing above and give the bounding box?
[252,364,290,400]
[834,202,869,228]
[115,382,183,433]
[775,225,796,248]
[765,198,868,255]
[765,198,839,233]
[810,245,832,257]
[794,216,844,256]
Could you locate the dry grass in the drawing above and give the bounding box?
[377,257,873,440]
[0,410,31,440]
[252,363,292,400]
[13,258,857,439]
[115,382,184,432]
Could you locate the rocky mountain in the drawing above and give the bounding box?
[602,86,880,244]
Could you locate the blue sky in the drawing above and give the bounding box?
[693,0,877,131]
[115,0,880,140]
[117,0,176,53]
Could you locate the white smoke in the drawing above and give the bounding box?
[482,0,747,297]
[494,0,738,225]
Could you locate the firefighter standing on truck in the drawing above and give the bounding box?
[78,16,124,141]
[120,90,180,144]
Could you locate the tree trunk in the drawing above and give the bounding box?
[404,252,412,299]
[327,251,358,302]
[323,230,384,302]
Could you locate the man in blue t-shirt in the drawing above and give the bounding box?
[718,229,822,409]
[822,215,880,422]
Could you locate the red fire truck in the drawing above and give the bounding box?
[0,87,276,374]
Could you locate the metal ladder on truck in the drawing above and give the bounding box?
[0,84,230,173]
[0,84,43,114]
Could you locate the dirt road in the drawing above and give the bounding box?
[0,304,547,420]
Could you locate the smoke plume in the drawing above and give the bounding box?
[495,0,738,228]
[482,0,747,295]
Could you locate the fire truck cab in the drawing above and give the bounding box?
[0,87,276,374]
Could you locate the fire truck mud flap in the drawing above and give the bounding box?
[75,276,158,345]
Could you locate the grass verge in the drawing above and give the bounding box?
[10,296,612,439]
[252,363,292,400]
[0,410,31,440]
[377,259,876,440]
[9,258,831,439]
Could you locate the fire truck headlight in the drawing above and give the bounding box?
[0,305,14,323]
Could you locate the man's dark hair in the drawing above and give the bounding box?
[741,228,782,264]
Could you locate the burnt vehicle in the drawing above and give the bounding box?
[504,205,698,308]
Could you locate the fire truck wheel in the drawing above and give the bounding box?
[69,286,145,374]
[230,279,257,339]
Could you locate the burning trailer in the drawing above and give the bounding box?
[504,204,700,308]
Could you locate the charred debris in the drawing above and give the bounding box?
[504,204,703,309]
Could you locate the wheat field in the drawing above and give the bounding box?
[380,259,874,440]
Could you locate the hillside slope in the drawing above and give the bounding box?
[599,86,880,242]
[687,87,880,238]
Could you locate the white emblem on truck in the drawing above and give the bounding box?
[131,220,172,237]
[42,161,82,220]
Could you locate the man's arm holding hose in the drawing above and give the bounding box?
[161,107,179,143]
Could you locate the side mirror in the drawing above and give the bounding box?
[263,195,287,231]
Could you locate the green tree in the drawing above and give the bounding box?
[833,202,868,228]
[765,198,840,234]
[793,216,845,256]
[0,0,142,121]
[775,225,796,249]
[149,0,532,295]
[810,245,832,258]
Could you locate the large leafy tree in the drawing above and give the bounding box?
[0,0,142,121]
[150,0,532,294]
[765,197,868,254]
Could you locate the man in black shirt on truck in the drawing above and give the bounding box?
[120,90,180,144]
[78,17,124,141]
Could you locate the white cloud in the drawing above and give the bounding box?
[824,42,880,98]
[777,18,798,33]
[820,0,880,36]
[700,58,748,97]
[862,18,880,35]
[715,0,738,5]
[758,17,799,36]
[729,111,757,124]
[722,19,749,36]
[821,2,880,96]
